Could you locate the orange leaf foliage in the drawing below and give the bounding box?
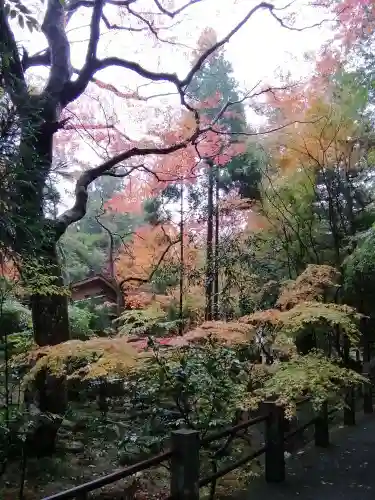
[318,0,375,49]
[183,320,254,345]
[239,309,282,329]
[115,224,177,286]
[276,265,341,311]
[125,290,172,310]
[266,90,360,174]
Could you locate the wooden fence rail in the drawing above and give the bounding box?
[41,384,373,500]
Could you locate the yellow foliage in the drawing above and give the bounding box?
[239,301,362,346]
[183,321,254,345]
[239,308,282,329]
[16,337,147,386]
[267,94,360,175]
[277,264,341,311]
[271,333,298,359]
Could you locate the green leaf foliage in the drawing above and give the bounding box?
[115,305,180,338]
[68,305,95,340]
[241,301,362,355]
[118,339,254,462]
[257,350,366,418]
[0,299,31,336]
[4,0,39,31]
[343,229,375,315]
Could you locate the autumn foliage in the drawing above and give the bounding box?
[17,337,145,389]
[276,265,341,311]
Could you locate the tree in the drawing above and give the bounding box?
[186,33,262,319]
[0,0,291,349]
[263,76,375,269]
[60,176,140,283]
[115,223,179,288]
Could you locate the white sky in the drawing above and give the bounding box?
[13,0,333,211]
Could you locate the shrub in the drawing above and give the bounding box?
[68,305,95,340]
[277,264,341,311]
[7,329,35,356]
[118,339,255,465]
[240,301,362,355]
[0,299,31,336]
[256,350,366,418]
[14,337,145,393]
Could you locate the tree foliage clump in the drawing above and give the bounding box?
[116,304,180,338]
[240,301,362,353]
[342,229,375,315]
[276,264,341,311]
[257,351,366,418]
[183,320,254,346]
[15,338,144,389]
[0,298,31,336]
[68,304,96,340]
[118,339,260,463]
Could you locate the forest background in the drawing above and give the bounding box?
[2,0,375,498]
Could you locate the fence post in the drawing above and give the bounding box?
[263,402,285,483]
[170,429,200,500]
[314,401,329,447]
[344,387,356,426]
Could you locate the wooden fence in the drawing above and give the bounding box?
[41,383,373,500]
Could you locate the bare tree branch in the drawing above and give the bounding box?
[62,2,279,106]
[180,2,276,89]
[101,12,145,32]
[63,0,105,104]
[56,124,202,234]
[153,0,204,18]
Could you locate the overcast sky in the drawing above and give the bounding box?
[13,0,333,210]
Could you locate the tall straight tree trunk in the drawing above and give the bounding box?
[213,165,220,320]
[179,180,184,335]
[205,160,214,321]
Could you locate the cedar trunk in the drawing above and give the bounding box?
[205,162,214,321]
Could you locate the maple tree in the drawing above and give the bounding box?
[115,223,179,286]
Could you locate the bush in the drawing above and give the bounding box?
[0,299,31,336]
[68,305,95,340]
[118,339,254,466]
[116,305,180,338]
[15,337,144,391]
[257,350,366,418]
[7,329,35,356]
